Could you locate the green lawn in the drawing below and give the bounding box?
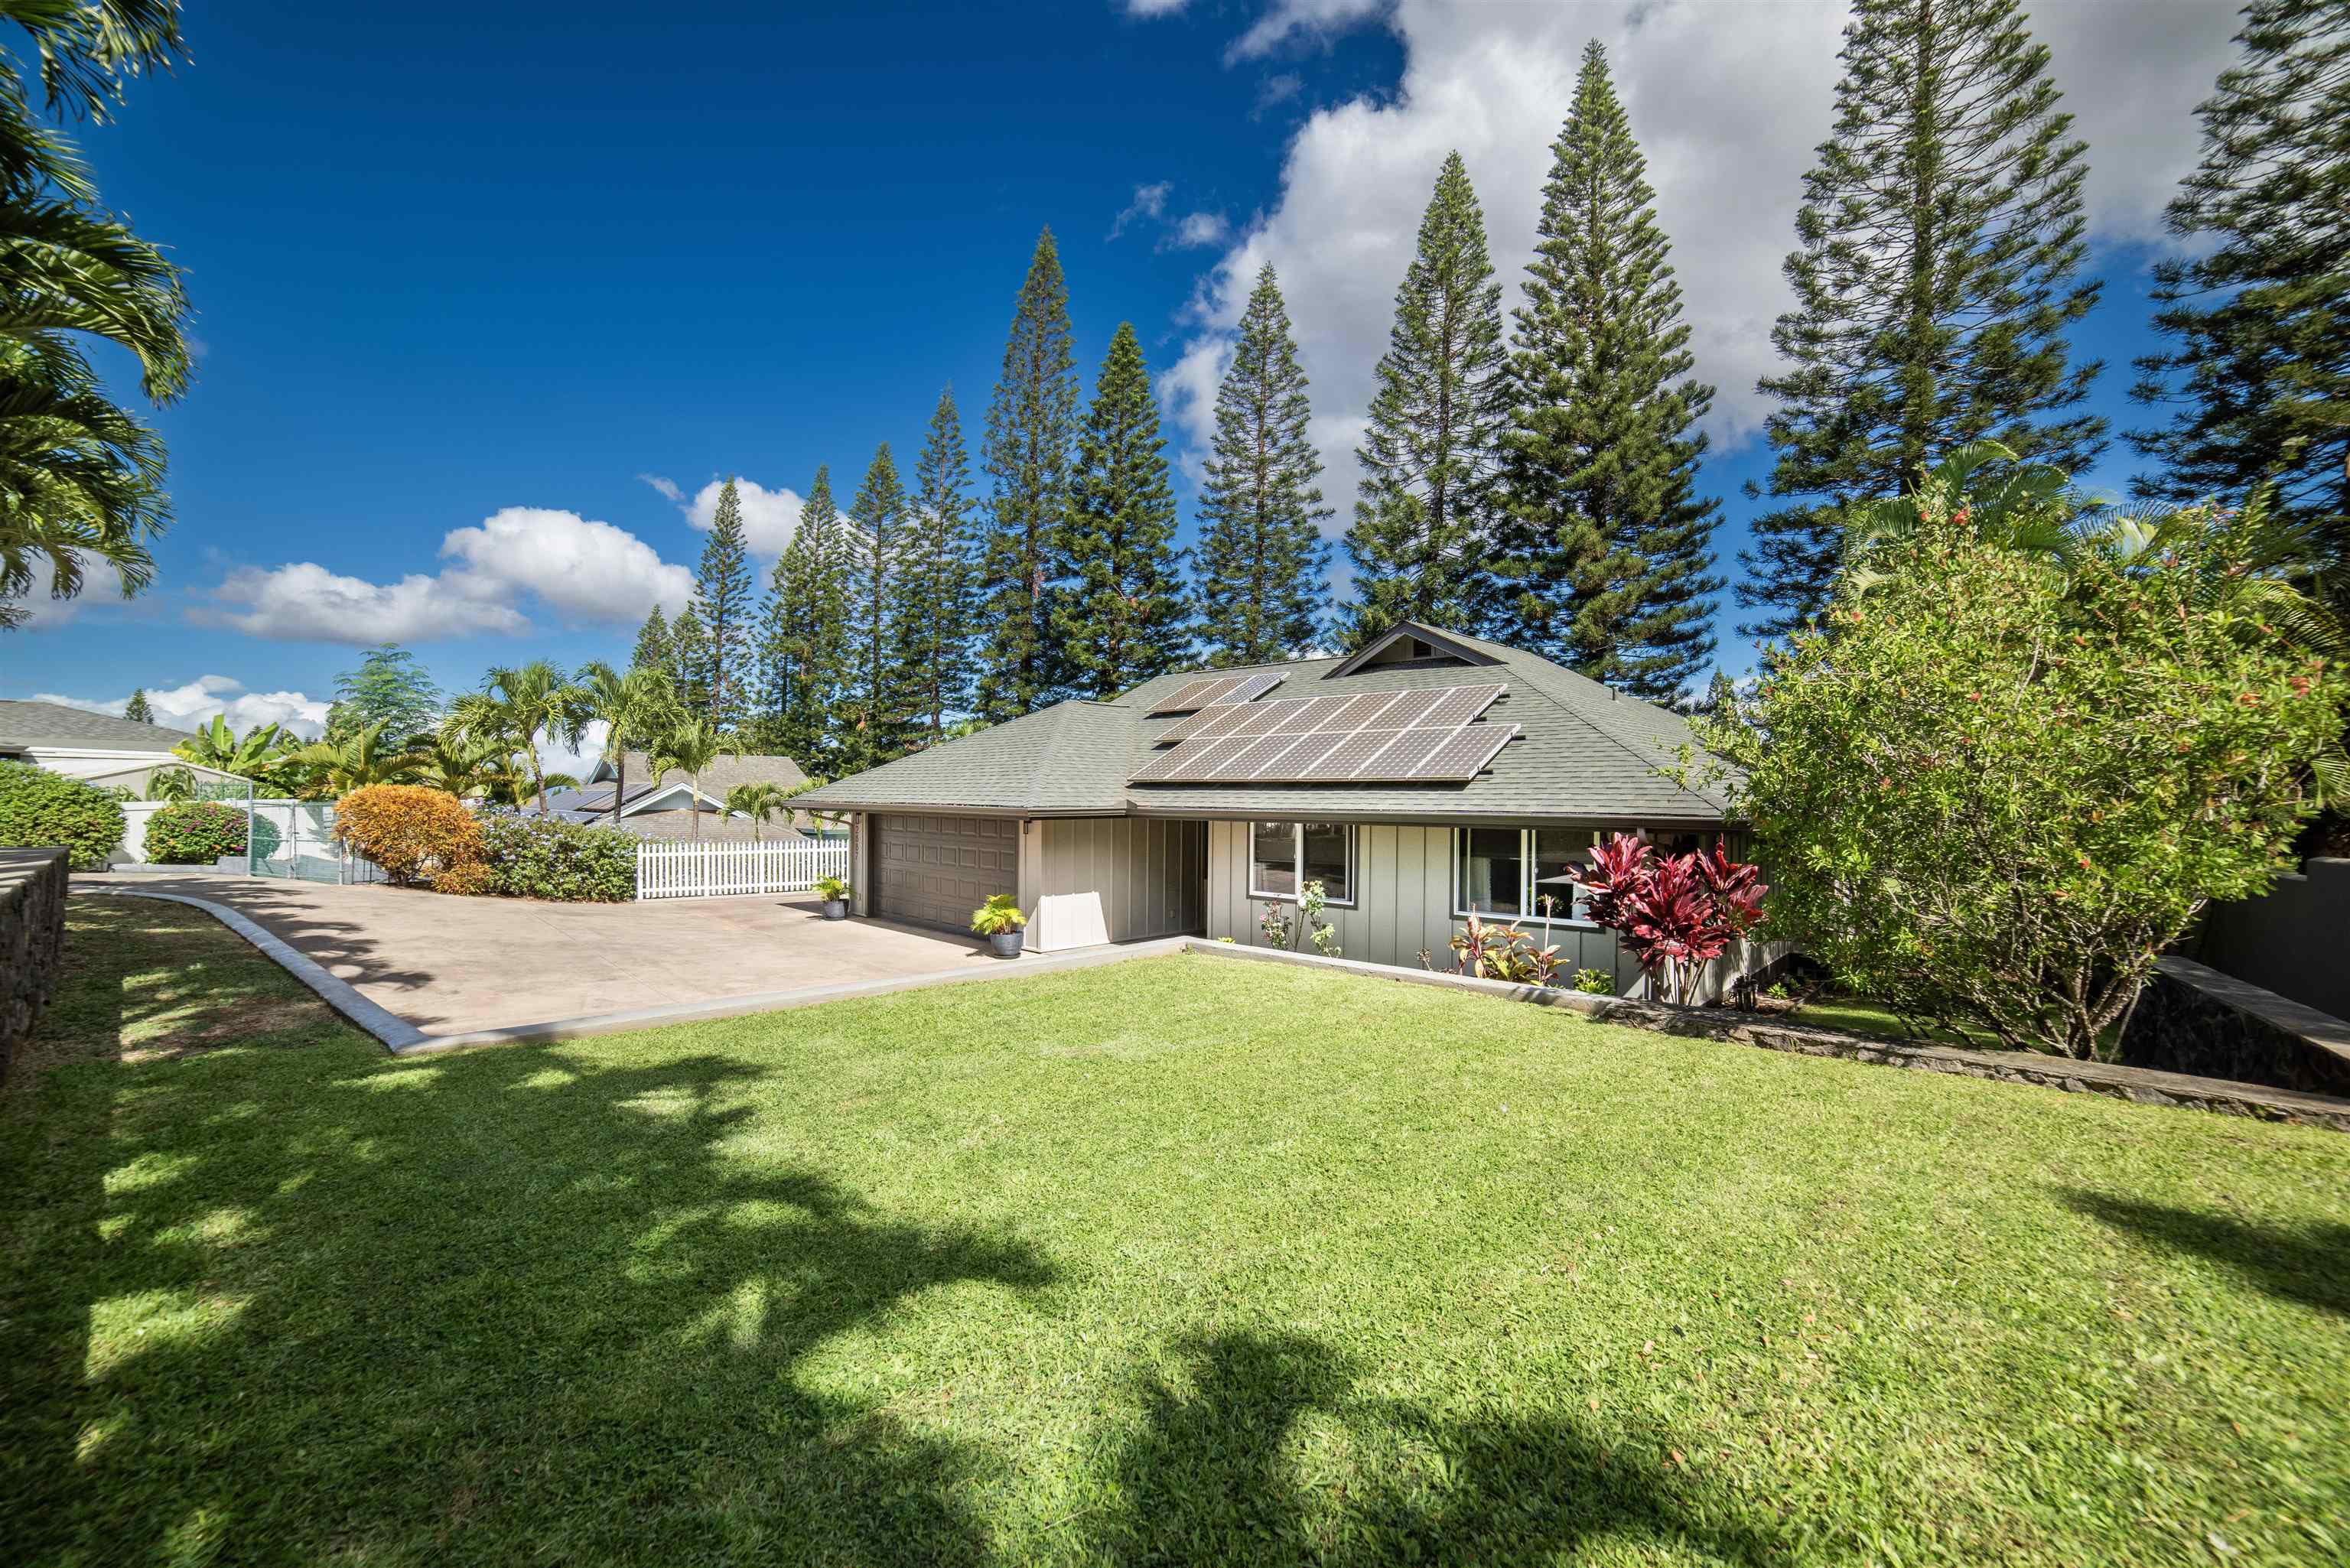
[5,899,2346,1567]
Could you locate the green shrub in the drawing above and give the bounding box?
[1571,968,1614,996]
[0,760,127,870]
[477,808,636,902]
[142,801,248,864]
[333,784,484,887]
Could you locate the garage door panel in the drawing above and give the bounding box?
[872,815,1018,933]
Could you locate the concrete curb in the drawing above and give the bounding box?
[1174,938,2350,1133]
[80,886,431,1051]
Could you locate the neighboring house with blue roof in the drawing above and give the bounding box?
[795,621,1766,996]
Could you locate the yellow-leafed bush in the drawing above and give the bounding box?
[332,785,484,888]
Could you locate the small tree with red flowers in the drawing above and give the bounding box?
[1579,834,1768,1007]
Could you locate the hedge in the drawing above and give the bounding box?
[333,785,484,886]
[0,761,127,870]
[142,801,248,864]
[475,808,636,902]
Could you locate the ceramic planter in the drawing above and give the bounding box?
[988,929,1024,958]
[820,899,848,921]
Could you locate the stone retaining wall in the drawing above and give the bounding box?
[2,847,70,1082]
[2119,955,2350,1098]
[1183,938,2350,1134]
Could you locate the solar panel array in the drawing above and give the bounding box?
[1132,682,1516,785]
[1148,671,1285,714]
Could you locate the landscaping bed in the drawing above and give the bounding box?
[5,898,2345,1566]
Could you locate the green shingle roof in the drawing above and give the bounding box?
[794,624,1736,825]
[0,700,197,753]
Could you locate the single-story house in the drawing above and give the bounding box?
[0,700,200,790]
[545,750,827,842]
[794,621,1773,998]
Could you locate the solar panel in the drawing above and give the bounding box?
[1149,676,1225,714]
[1148,671,1286,714]
[1129,682,1513,784]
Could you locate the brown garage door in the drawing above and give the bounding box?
[871,815,1019,933]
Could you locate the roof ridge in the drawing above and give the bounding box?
[1499,658,1723,813]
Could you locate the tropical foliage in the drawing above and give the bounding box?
[1578,834,1769,1007]
[141,799,246,864]
[0,756,122,867]
[440,662,587,813]
[330,784,483,888]
[473,808,636,903]
[721,781,792,843]
[1696,467,2346,1057]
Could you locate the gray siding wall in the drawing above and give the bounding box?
[1203,820,1641,991]
[1033,818,1207,949]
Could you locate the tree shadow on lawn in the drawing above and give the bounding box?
[1084,1332,1784,1566]
[5,1040,1056,1566]
[2063,1190,2350,1317]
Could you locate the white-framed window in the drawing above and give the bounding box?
[1251,821,1356,906]
[1459,827,1713,926]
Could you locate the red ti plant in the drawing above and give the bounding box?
[1579,834,1769,1006]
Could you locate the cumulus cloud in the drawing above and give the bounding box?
[194,508,694,644]
[1160,0,2241,525]
[31,675,331,740]
[679,477,805,555]
[1110,180,1174,240]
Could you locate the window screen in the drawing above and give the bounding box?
[1250,821,1297,899]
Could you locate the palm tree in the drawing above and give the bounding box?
[283,720,418,801]
[724,781,791,844]
[410,732,519,801]
[0,2,193,629]
[576,659,679,826]
[650,716,728,843]
[441,661,586,814]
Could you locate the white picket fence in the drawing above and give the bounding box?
[635,838,851,900]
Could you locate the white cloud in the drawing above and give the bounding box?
[636,473,683,503]
[1164,0,2241,525]
[194,508,694,644]
[679,477,804,556]
[1166,210,1233,249]
[1110,180,1173,240]
[195,561,519,644]
[1123,0,1193,17]
[539,718,610,786]
[31,675,331,740]
[444,506,697,620]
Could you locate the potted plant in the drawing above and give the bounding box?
[971,893,1027,958]
[813,874,851,921]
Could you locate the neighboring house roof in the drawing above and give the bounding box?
[604,809,819,844]
[794,622,1736,825]
[541,779,728,818]
[0,700,197,755]
[586,750,810,799]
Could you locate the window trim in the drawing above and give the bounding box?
[1452,826,1609,930]
[1249,820,1358,907]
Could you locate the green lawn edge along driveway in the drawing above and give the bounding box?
[5,897,2345,1566]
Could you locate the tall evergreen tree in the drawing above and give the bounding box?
[327,643,445,741]
[1498,41,1723,702]
[1195,265,1332,666]
[975,229,1081,721]
[2128,0,2348,577]
[1738,0,2106,640]
[669,601,709,716]
[630,603,674,676]
[122,688,153,724]
[892,386,979,741]
[1343,151,1509,644]
[689,477,755,730]
[758,464,848,773]
[1057,323,1192,698]
[843,442,911,771]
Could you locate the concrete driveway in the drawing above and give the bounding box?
[82,872,998,1037]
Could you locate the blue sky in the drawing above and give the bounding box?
[6,0,2243,741]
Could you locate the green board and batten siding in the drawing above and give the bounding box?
[1033,818,1206,946]
[1203,821,1639,989]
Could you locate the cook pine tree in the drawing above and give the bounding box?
[1194,264,1332,666]
[2129,0,2348,581]
[668,601,709,715]
[759,464,848,774]
[1499,41,1721,702]
[630,603,674,679]
[890,386,980,742]
[975,228,1080,721]
[843,442,911,772]
[1344,150,1510,644]
[1057,322,1192,698]
[688,477,757,730]
[1739,0,2106,640]
[122,688,154,724]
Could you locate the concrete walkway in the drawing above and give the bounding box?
[80,872,1002,1038]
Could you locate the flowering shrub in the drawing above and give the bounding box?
[333,784,484,887]
[0,761,127,870]
[142,801,247,864]
[1580,835,1768,1007]
[476,808,636,902]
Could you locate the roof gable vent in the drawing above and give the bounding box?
[1326,622,1499,678]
